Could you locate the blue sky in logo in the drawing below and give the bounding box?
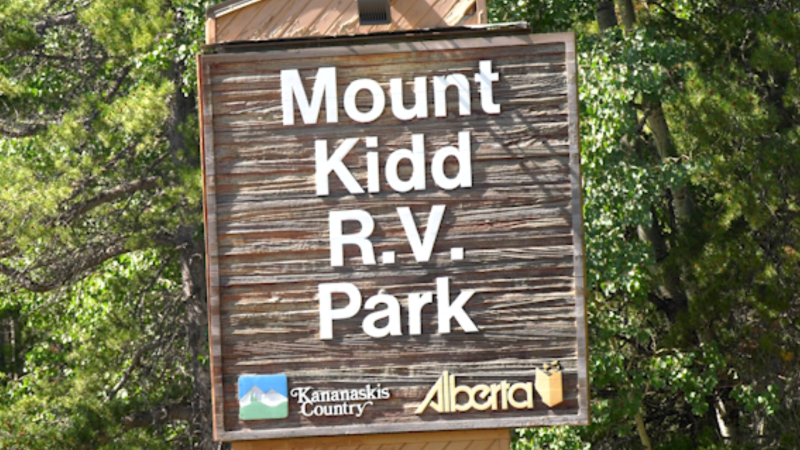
[238,374,287,400]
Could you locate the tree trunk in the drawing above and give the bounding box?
[635,411,654,450]
[596,1,618,32]
[597,1,693,322]
[180,227,213,450]
[617,0,636,30]
[596,1,744,444]
[645,100,695,221]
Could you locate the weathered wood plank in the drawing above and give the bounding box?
[282,0,340,38]
[323,0,361,36]
[313,0,358,37]
[208,47,567,83]
[380,0,429,33]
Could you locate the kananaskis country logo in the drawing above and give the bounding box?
[238,374,289,420]
[416,363,564,414]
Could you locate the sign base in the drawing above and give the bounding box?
[232,429,511,450]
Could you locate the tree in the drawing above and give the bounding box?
[2,0,799,449]
[0,0,214,448]
[491,1,800,449]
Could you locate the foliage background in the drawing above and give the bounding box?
[0,0,799,449]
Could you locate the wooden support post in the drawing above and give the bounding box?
[232,429,511,450]
[476,0,487,23]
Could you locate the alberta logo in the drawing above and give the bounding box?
[238,374,289,420]
[416,363,564,414]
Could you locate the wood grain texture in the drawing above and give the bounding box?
[232,429,510,450]
[199,33,588,442]
[207,0,484,44]
[199,54,227,434]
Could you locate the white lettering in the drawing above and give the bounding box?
[291,387,312,404]
[283,62,499,126]
[475,60,501,114]
[432,131,473,190]
[281,67,338,126]
[362,293,402,338]
[316,278,478,339]
[433,74,471,117]
[408,292,433,336]
[316,138,364,196]
[293,385,386,418]
[397,205,446,263]
[390,77,428,120]
[329,210,376,267]
[436,277,479,334]
[318,283,362,340]
[366,136,380,193]
[344,78,385,123]
[354,401,373,417]
[385,134,426,193]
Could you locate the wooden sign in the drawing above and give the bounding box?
[198,31,588,442]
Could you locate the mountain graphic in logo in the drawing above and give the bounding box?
[238,374,288,420]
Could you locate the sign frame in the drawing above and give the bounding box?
[199,30,589,442]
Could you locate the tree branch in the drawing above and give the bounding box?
[107,339,162,400]
[122,403,193,430]
[34,11,78,36]
[0,263,51,292]
[82,64,134,129]
[28,52,107,63]
[0,240,18,258]
[635,410,654,450]
[0,240,130,293]
[0,120,49,138]
[105,64,133,103]
[58,176,161,225]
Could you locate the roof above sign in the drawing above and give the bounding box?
[205,0,487,44]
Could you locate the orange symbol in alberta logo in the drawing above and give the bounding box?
[535,362,563,408]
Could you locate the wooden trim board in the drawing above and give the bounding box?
[198,53,227,435]
[201,32,576,63]
[232,429,511,450]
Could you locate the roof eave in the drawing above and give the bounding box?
[207,0,264,19]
